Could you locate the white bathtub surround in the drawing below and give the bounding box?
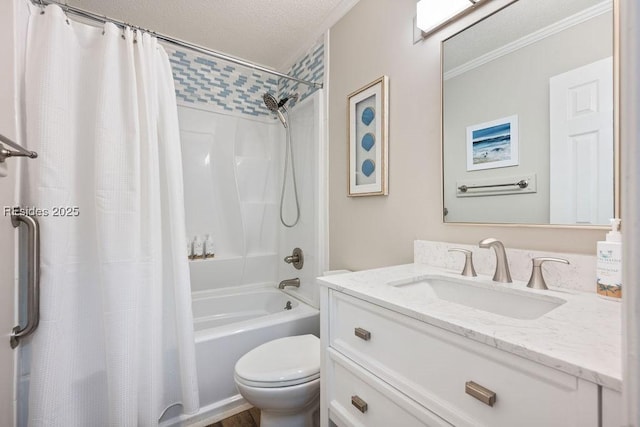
[179,91,326,307]
[161,284,319,426]
[179,104,281,291]
[21,4,198,425]
[415,240,598,293]
[318,264,621,390]
[277,92,327,309]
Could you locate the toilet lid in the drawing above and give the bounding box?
[234,334,320,388]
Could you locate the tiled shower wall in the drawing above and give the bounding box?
[279,41,325,108]
[165,38,324,118]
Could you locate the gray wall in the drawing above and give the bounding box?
[328,0,608,272]
[443,13,612,223]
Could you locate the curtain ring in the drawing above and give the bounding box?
[38,0,45,14]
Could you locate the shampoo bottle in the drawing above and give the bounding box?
[193,235,204,259]
[187,237,194,260]
[596,218,622,298]
[204,234,216,259]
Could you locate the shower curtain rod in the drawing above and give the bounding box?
[35,0,324,90]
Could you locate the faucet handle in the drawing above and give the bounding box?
[284,247,304,270]
[526,257,570,290]
[448,248,477,277]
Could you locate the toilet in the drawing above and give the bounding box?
[234,334,320,427]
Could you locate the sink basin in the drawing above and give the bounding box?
[389,275,565,320]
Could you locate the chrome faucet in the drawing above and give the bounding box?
[278,278,300,289]
[479,238,512,283]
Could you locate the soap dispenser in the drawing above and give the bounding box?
[596,218,622,298]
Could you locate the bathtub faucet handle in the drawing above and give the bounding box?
[284,247,304,270]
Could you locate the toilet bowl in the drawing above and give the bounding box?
[234,334,320,427]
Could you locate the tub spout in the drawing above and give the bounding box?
[278,278,300,289]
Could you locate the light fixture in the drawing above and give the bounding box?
[416,0,480,35]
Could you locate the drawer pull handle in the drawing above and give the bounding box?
[354,327,371,341]
[351,395,368,413]
[465,381,496,407]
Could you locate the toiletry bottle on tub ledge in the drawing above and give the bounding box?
[597,218,622,298]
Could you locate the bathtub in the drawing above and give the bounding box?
[162,284,320,426]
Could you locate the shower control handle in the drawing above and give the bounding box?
[284,247,304,270]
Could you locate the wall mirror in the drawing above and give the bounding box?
[442,0,616,226]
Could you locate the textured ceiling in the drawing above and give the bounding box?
[443,0,609,71]
[66,0,355,71]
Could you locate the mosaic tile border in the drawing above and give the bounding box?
[279,40,325,109]
[166,38,324,118]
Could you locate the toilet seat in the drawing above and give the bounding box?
[234,334,320,388]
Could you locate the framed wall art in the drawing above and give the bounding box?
[348,75,389,196]
[466,115,519,171]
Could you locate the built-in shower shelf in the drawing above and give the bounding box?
[189,254,243,263]
[188,253,279,263]
[241,201,278,206]
[235,154,274,160]
[246,252,277,258]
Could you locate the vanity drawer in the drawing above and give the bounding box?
[326,348,451,427]
[328,290,598,427]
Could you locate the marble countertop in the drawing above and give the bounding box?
[318,263,622,391]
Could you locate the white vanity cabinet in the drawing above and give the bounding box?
[320,289,600,427]
[602,387,623,427]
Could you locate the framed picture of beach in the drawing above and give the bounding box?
[466,115,519,171]
[348,76,389,196]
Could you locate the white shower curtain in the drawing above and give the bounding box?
[22,4,199,426]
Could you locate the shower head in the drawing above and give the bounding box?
[263,93,279,112]
[263,92,288,128]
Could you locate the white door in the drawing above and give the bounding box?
[549,57,614,224]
